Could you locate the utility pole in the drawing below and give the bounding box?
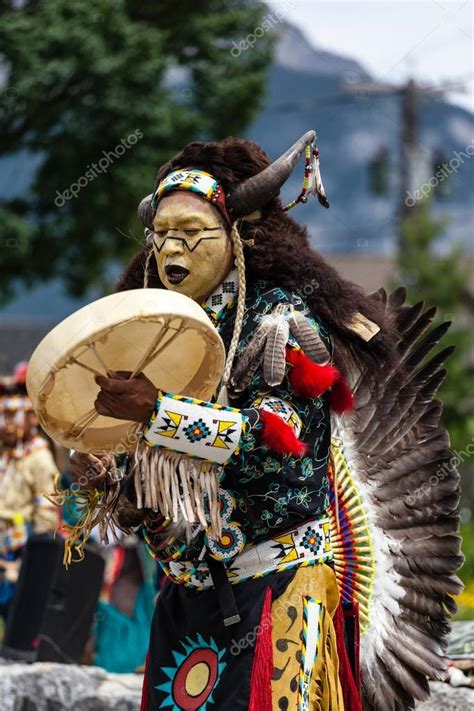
[346,78,421,250]
[272,76,466,254]
[399,78,419,250]
[345,77,451,252]
[400,80,418,214]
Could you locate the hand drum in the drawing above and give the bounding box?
[26,289,225,453]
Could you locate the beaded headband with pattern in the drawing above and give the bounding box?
[0,394,33,413]
[138,130,329,230]
[1,362,32,412]
[151,168,231,225]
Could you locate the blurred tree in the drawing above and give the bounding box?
[397,201,474,453]
[0,0,273,301]
[368,146,390,196]
[432,148,452,200]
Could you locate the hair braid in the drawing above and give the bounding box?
[142,246,154,289]
[217,221,246,403]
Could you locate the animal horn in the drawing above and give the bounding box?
[138,194,154,228]
[226,130,315,217]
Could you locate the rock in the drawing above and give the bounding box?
[1,658,474,710]
[417,681,474,710]
[0,659,142,711]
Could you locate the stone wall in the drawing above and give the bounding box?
[1,660,473,710]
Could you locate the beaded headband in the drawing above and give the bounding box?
[151,168,231,224]
[0,395,33,413]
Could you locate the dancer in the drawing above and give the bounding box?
[0,362,60,620]
[69,132,462,710]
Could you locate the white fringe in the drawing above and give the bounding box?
[133,442,222,539]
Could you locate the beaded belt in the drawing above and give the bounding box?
[167,517,333,589]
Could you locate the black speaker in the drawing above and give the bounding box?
[2,535,105,663]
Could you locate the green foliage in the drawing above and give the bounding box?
[397,202,474,454]
[368,147,390,196]
[0,0,273,300]
[456,521,474,620]
[460,521,474,584]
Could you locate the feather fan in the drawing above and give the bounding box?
[330,289,463,711]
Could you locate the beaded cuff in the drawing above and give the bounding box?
[143,392,243,465]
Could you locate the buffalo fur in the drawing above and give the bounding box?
[116,137,398,373]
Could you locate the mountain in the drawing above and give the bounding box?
[1,22,473,324]
[274,23,370,79]
[246,23,474,256]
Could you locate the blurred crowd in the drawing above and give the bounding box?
[0,362,156,671]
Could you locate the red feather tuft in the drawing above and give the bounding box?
[260,409,307,457]
[286,347,339,397]
[329,376,355,414]
[286,347,354,413]
[14,361,28,386]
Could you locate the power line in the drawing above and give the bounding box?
[266,79,470,115]
[267,89,401,114]
[267,77,472,250]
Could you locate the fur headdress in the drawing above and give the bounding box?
[118,133,396,373]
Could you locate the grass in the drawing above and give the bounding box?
[455,521,474,620]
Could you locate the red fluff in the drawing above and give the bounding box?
[14,361,28,385]
[286,347,339,397]
[286,347,354,413]
[329,376,355,414]
[249,587,273,711]
[260,409,307,457]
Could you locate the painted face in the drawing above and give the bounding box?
[0,410,17,447]
[0,407,35,448]
[152,191,234,303]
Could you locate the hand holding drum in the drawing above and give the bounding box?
[93,370,158,422]
[70,451,116,490]
[70,371,158,490]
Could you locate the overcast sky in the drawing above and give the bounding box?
[268,0,473,112]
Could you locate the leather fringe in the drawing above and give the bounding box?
[133,441,223,539]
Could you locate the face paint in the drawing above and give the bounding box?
[152,192,234,303]
[0,409,24,448]
[0,398,35,449]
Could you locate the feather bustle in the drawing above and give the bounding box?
[332,287,462,711]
